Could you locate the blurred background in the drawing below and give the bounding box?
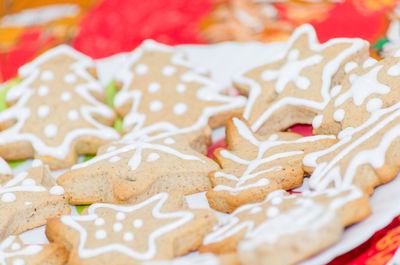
[0,0,398,82]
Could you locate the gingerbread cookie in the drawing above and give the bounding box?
[144,253,240,265]
[305,102,400,194]
[0,235,68,265]
[313,56,400,135]
[200,186,370,264]
[57,137,219,205]
[207,117,336,213]
[0,45,120,169]
[0,160,70,240]
[0,157,12,183]
[114,40,246,153]
[46,192,217,265]
[234,24,369,135]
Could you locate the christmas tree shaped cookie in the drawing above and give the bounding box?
[0,45,120,169]
[200,186,370,265]
[0,235,68,265]
[234,24,369,135]
[46,192,217,265]
[0,161,70,240]
[207,117,336,213]
[57,137,220,205]
[305,102,400,194]
[114,40,246,153]
[313,56,400,135]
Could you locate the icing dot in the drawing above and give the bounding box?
[163,137,175,145]
[266,206,280,218]
[363,58,377,68]
[330,85,342,98]
[123,232,134,241]
[135,64,148,75]
[109,156,121,163]
[64,73,77,84]
[94,218,105,226]
[49,185,65,195]
[11,242,21,250]
[133,219,143,228]
[268,134,278,141]
[38,85,49,96]
[176,83,186,93]
[12,258,25,265]
[344,61,358,73]
[25,202,32,206]
[61,92,72,102]
[181,72,195,82]
[250,206,262,214]
[173,103,187,115]
[149,100,163,112]
[95,229,107,240]
[116,212,126,220]
[107,146,117,152]
[31,159,43,167]
[37,105,50,118]
[162,65,177,76]
[44,124,58,138]
[113,222,123,232]
[68,110,79,121]
[312,114,323,129]
[333,109,345,122]
[2,192,16,203]
[196,89,214,101]
[148,82,161,93]
[22,178,36,186]
[366,98,383,113]
[41,70,54,81]
[146,153,160,162]
[271,197,283,205]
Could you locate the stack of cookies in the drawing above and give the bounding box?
[0,24,398,265]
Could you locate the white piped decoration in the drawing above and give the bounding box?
[44,124,58,138]
[123,232,134,242]
[176,83,186,93]
[135,64,148,75]
[173,103,187,115]
[133,219,143,228]
[149,100,163,112]
[162,65,177,76]
[148,82,161,93]
[113,222,123,232]
[37,85,49,96]
[49,185,65,195]
[1,192,16,203]
[163,138,175,145]
[95,229,107,240]
[60,91,72,102]
[0,236,43,265]
[146,153,160,162]
[333,109,345,122]
[68,110,79,121]
[37,105,50,118]
[64,73,78,84]
[109,156,121,163]
[41,70,54,81]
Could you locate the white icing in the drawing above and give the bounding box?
[212,118,335,194]
[0,45,119,159]
[148,83,161,93]
[40,70,54,81]
[94,218,105,226]
[60,91,72,102]
[1,192,16,202]
[330,85,342,98]
[107,146,117,152]
[176,83,186,93]
[133,219,143,228]
[0,157,12,176]
[44,124,58,138]
[60,193,194,260]
[0,236,43,264]
[49,185,65,195]
[116,212,126,221]
[146,153,160,162]
[113,222,123,232]
[266,206,280,218]
[388,63,400,76]
[162,65,177,76]
[25,201,32,206]
[366,98,383,113]
[109,156,121,163]
[135,64,148,75]
[312,114,323,129]
[333,109,345,122]
[31,159,43,167]
[68,110,79,121]
[163,138,175,145]
[64,73,77,84]
[239,24,368,132]
[13,258,25,265]
[173,103,187,115]
[344,61,358,73]
[37,105,50,118]
[363,58,377,68]
[149,100,163,112]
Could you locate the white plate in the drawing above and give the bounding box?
[8,41,400,264]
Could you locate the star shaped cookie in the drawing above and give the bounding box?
[207,117,336,213]
[114,40,246,153]
[0,235,68,265]
[46,192,217,265]
[0,45,120,169]
[57,137,220,205]
[0,161,70,240]
[314,56,400,135]
[200,186,370,265]
[234,24,369,134]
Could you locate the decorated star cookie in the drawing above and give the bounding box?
[57,137,220,205]
[46,192,217,265]
[0,235,68,265]
[206,117,336,213]
[200,186,370,264]
[234,24,369,135]
[0,45,120,169]
[305,102,400,194]
[0,157,12,183]
[0,160,70,240]
[114,40,246,153]
[313,56,400,135]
